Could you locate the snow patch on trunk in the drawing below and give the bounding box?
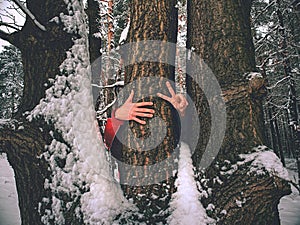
[29,0,132,224]
[168,142,215,225]
[239,146,290,180]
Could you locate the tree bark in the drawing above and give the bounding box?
[118,0,178,222]
[187,0,291,223]
[0,120,51,224]
[0,0,97,224]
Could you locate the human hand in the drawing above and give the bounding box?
[115,90,155,125]
[157,81,188,117]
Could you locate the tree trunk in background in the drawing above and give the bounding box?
[275,0,300,187]
[87,0,102,63]
[274,115,285,166]
[187,0,291,224]
[119,0,178,222]
[0,0,99,224]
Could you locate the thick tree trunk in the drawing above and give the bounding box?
[187,0,291,224]
[0,0,96,224]
[0,120,51,225]
[12,1,73,115]
[200,161,291,225]
[119,0,178,222]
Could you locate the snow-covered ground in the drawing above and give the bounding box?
[0,153,20,225]
[0,152,299,225]
[279,158,300,225]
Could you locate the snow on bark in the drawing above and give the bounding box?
[168,142,215,225]
[119,21,130,44]
[239,146,290,180]
[29,0,132,224]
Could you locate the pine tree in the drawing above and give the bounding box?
[187,0,291,223]
[0,45,24,118]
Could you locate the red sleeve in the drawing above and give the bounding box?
[103,109,124,149]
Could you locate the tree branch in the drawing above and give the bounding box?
[0,29,12,43]
[11,0,46,31]
[0,21,21,31]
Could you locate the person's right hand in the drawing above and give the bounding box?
[114,90,155,125]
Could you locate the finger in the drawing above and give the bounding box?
[157,92,172,102]
[175,94,184,103]
[135,108,155,114]
[134,112,154,118]
[176,94,188,107]
[135,101,153,107]
[166,81,176,97]
[132,117,146,125]
[126,90,134,103]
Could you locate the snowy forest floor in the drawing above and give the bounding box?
[0,153,299,225]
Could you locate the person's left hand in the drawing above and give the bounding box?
[157,81,188,117]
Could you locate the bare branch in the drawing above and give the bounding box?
[6,3,26,21]
[267,76,290,90]
[11,0,46,31]
[0,29,12,42]
[96,97,117,116]
[91,80,124,89]
[0,21,21,31]
[252,1,276,23]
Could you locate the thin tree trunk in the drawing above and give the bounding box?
[269,108,278,154]
[282,115,292,157]
[274,115,286,166]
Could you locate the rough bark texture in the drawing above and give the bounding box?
[187,0,291,224]
[0,0,97,224]
[187,0,264,164]
[0,120,51,225]
[119,0,178,222]
[200,161,291,225]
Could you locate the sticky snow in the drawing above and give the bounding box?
[119,21,130,44]
[245,72,263,80]
[26,0,132,224]
[239,148,290,180]
[168,142,215,225]
[1,150,300,224]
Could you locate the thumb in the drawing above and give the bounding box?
[126,90,134,103]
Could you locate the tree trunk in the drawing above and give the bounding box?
[119,0,178,222]
[0,0,98,224]
[187,0,291,224]
[275,0,300,187]
[274,115,285,166]
[0,120,51,224]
